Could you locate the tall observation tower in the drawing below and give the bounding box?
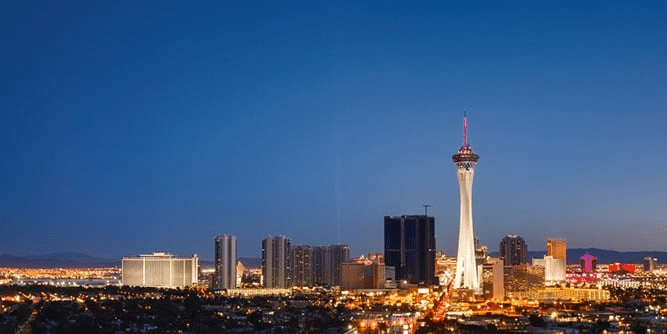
[452,114,480,290]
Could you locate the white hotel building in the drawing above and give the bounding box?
[122,252,198,288]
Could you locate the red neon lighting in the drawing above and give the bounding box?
[580,253,597,273]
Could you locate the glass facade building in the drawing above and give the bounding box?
[384,215,436,285]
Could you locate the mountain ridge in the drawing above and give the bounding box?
[0,252,120,268]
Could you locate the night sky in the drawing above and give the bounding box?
[2,1,666,260]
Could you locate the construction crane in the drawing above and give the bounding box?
[422,204,431,216]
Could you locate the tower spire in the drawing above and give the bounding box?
[463,111,469,147]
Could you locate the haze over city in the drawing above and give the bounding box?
[2,1,666,260]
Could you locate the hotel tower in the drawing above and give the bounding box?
[452,114,480,290]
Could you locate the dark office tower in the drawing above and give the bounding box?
[313,246,326,285]
[499,235,528,266]
[644,257,658,272]
[214,235,237,290]
[313,244,350,286]
[291,245,314,287]
[384,215,436,285]
[262,236,291,288]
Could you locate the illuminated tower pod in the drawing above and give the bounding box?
[452,115,480,290]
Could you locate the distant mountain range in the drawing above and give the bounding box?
[1,248,664,268]
[238,257,262,268]
[0,252,120,268]
[488,248,667,265]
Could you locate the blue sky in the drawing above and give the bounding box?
[2,1,666,260]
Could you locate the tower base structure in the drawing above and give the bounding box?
[453,167,479,291]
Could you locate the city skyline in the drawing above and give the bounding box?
[2,1,666,259]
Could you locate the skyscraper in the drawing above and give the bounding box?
[547,239,567,263]
[291,244,314,287]
[481,258,504,300]
[214,234,237,290]
[545,238,566,285]
[452,114,480,290]
[499,235,528,266]
[644,257,658,272]
[262,236,291,288]
[384,215,436,285]
[543,255,566,284]
[313,244,349,286]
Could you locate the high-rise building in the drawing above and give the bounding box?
[481,258,504,300]
[384,215,436,285]
[340,262,365,290]
[340,261,385,290]
[313,244,349,286]
[291,245,314,287]
[122,252,198,288]
[504,264,545,295]
[262,236,291,288]
[499,235,528,266]
[547,239,567,263]
[235,261,244,287]
[214,235,237,290]
[368,261,385,289]
[452,114,480,290]
[544,239,566,285]
[644,257,658,272]
[544,255,566,285]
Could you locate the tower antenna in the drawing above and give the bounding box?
[423,204,432,216]
[463,110,469,147]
